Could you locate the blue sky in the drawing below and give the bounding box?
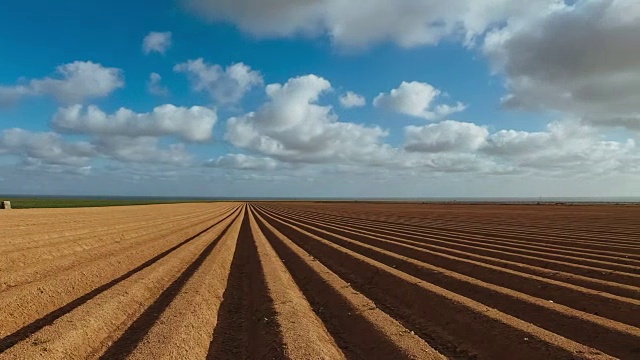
[1,0,639,197]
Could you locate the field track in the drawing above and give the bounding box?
[1,202,639,359]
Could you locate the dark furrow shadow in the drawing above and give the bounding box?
[260,208,640,359]
[98,210,240,359]
[207,210,285,360]
[253,210,412,360]
[0,206,240,354]
[263,208,640,325]
[257,206,630,360]
[253,206,482,360]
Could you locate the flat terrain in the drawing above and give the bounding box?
[0,202,638,359]
[0,197,215,209]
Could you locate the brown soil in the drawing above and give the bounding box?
[0,202,638,359]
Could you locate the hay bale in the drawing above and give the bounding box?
[1,201,11,209]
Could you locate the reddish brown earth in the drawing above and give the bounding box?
[0,202,638,359]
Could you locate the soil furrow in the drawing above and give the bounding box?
[0,212,237,360]
[0,206,240,351]
[247,207,347,359]
[3,201,639,359]
[281,205,640,251]
[265,206,640,271]
[259,206,640,327]
[255,206,616,360]
[262,205,640,287]
[267,206,640,264]
[121,208,244,360]
[0,206,229,260]
[261,205,639,298]
[259,209,640,359]
[1,205,222,248]
[0,207,233,291]
[98,207,242,359]
[253,209,449,359]
[260,207,640,357]
[206,209,285,360]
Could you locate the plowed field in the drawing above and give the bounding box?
[1,202,639,359]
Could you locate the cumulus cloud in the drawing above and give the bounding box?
[0,61,124,105]
[1,100,214,171]
[373,81,466,120]
[402,118,638,175]
[483,0,640,129]
[183,0,557,49]
[405,120,489,152]
[415,152,507,174]
[174,58,262,104]
[0,127,192,168]
[19,160,93,176]
[52,104,217,142]
[221,74,638,175]
[143,31,173,54]
[93,136,192,165]
[0,128,94,166]
[482,121,637,173]
[205,153,279,170]
[226,74,392,164]
[339,91,366,108]
[0,86,31,107]
[147,72,169,96]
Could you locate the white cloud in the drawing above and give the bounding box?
[218,73,639,176]
[399,118,639,175]
[226,173,294,182]
[412,152,506,174]
[52,104,217,143]
[206,153,279,170]
[1,120,638,194]
[143,31,173,54]
[405,120,489,152]
[482,121,637,173]
[483,0,640,129]
[0,61,124,105]
[174,58,262,104]
[0,86,31,107]
[93,136,192,165]
[148,72,169,96]
[226,74,392,164]
[0,127,192,168]
[0,128,94,166]
[339,91,366,108]
[183,0,557,49]
[373,81,466,120]
[23,161,93,176]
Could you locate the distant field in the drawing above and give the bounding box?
[1,202,638,359]
[1,197,212,209]
[3,197,640,209]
